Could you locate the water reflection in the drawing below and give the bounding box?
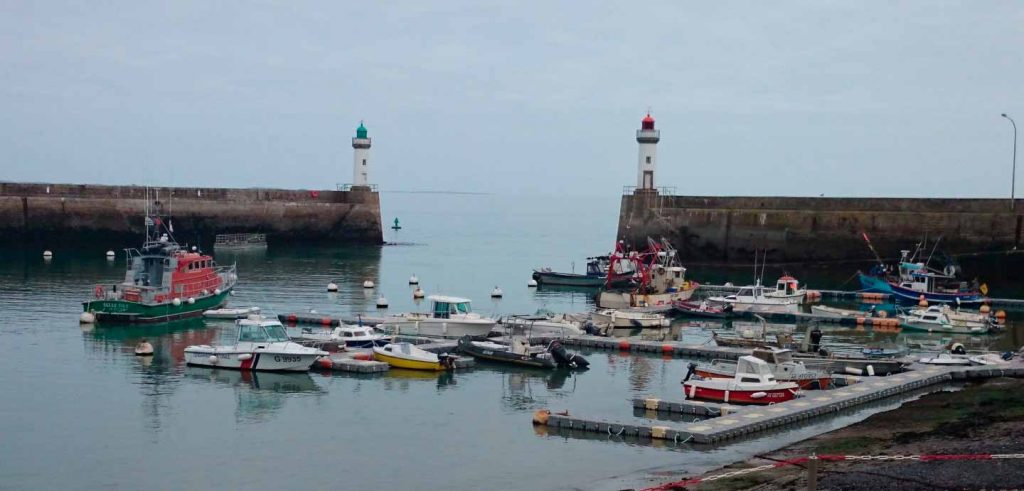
[184,367,323,423]
[499,368,582,410]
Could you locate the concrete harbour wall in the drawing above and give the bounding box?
[0,182,384,246]
[618,192,1024,262]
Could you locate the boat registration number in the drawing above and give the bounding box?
[274,356,301,363]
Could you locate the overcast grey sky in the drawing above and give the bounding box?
[1,1,1022,197]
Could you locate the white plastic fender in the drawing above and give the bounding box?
[214,288,221,295]
[866,365,875,376]
[237,354,252,361]
[724,390,730,403]
[688,384,697,398]
[187,297,196,304]
[172,298,182,306]
[79,312,96,324]
[208,355,219,364]
[845,366,864,376]
[750,391,768,399]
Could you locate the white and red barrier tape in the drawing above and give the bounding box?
[642,453,1024,490]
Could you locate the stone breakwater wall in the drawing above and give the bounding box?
[618,192,1024,262]
[0,182,383,246]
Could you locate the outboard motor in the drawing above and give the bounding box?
[548,340,589,369]
[682,362,697,383]
[809,326,823,353]
[583,321,600,336]
[438,353,457,370]
[951,343,967,355]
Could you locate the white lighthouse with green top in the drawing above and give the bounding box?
[352,122,371,187]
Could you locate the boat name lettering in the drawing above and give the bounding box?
[274,356,301,363]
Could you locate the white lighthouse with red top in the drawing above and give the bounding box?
[636,113,660,191]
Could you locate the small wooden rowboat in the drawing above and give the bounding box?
[682,355,800,404]
[372,342,456,371]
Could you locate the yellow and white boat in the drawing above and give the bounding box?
[372,342,455,371]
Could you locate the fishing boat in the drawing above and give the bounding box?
[857,238,986,305]
[457,335,557,369]
[83,211,237,324]
[598,238,699,309]
[532,255,635,288]
[184,316,327,372]
[682,356,801,404]
[898,306,993,335]
[377,296,497,339]
[372,342,457,371]
[204,306,261,319]
[694,347,834,390]
[290,324,390,348]
[791,351,906,376]
[707,281,801,314]
[673,299,736,319]
[590,309,670,329]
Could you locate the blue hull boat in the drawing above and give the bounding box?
[858,273,984,305]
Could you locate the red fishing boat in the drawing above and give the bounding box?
[682,355,801,404]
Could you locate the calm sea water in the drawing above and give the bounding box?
[1,192,1021,490]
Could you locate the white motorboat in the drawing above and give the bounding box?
[708,281,801,314]
[695,346,833,390]
[682,356,801,404]
[917,353,972,366]
[184,315,327,372]
[376,296,497,339]
[502,312,586,336]
[908,305,992,329]
[289,324,390,348]
[810,304,881,319]
[764,275,807,303]
[590,309,670,329]
[899,306,993,335]
[203,306,261,319]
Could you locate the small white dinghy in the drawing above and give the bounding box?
[290,324,390,348]
[185,315,327,372]
[917,353,972,366]
[968,353,1011,365]
[203,306,261,319]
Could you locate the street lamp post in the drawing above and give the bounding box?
[1002,113,1017,211]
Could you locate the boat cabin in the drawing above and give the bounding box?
[651,265,687,293]
[735,356,778,384]
[775,276,800,295]
[429,295,473,319]
[237,318,290,343]
[751,347,795,365]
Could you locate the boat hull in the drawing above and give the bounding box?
[183,350,322,372]
[858,274,983,305]
[457,339,556,369]
[682,382,798,404]
[372,349,445,371]
[598,289,695,309]
[83,289,232,324]
[381,318,496,339]
[695,367,832,390]
[899,321,990,335]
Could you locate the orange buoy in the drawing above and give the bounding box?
[662,344,674,354]
[287,314,297,323]
[321,317,332,326]
[317,357,333,370]
[532,409,551,425]
[618,340,631,351]
[980,304,991,314]
[353,352,373,361]
[995,310,1007,321]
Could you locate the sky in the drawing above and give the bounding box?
[1,1,1022,198]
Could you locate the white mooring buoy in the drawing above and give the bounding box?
[376,295,389,308]
[327,282,339,292]
[409,274,419,285]
[527,279,538,288]
[413,287,425,299]
[363,280,375,289]
[43,250,53,259]
[491,286,504,298]
[105,250,115,259]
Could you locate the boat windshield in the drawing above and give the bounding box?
[454,302,471,314]
[264,325,289,342]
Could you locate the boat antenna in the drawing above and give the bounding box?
[761,250,768,284]
[924,236,942,270]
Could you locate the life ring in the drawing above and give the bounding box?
[94,285,104,299]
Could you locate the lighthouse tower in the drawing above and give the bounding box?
[352,122,371,187]
[636,113,660,191]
